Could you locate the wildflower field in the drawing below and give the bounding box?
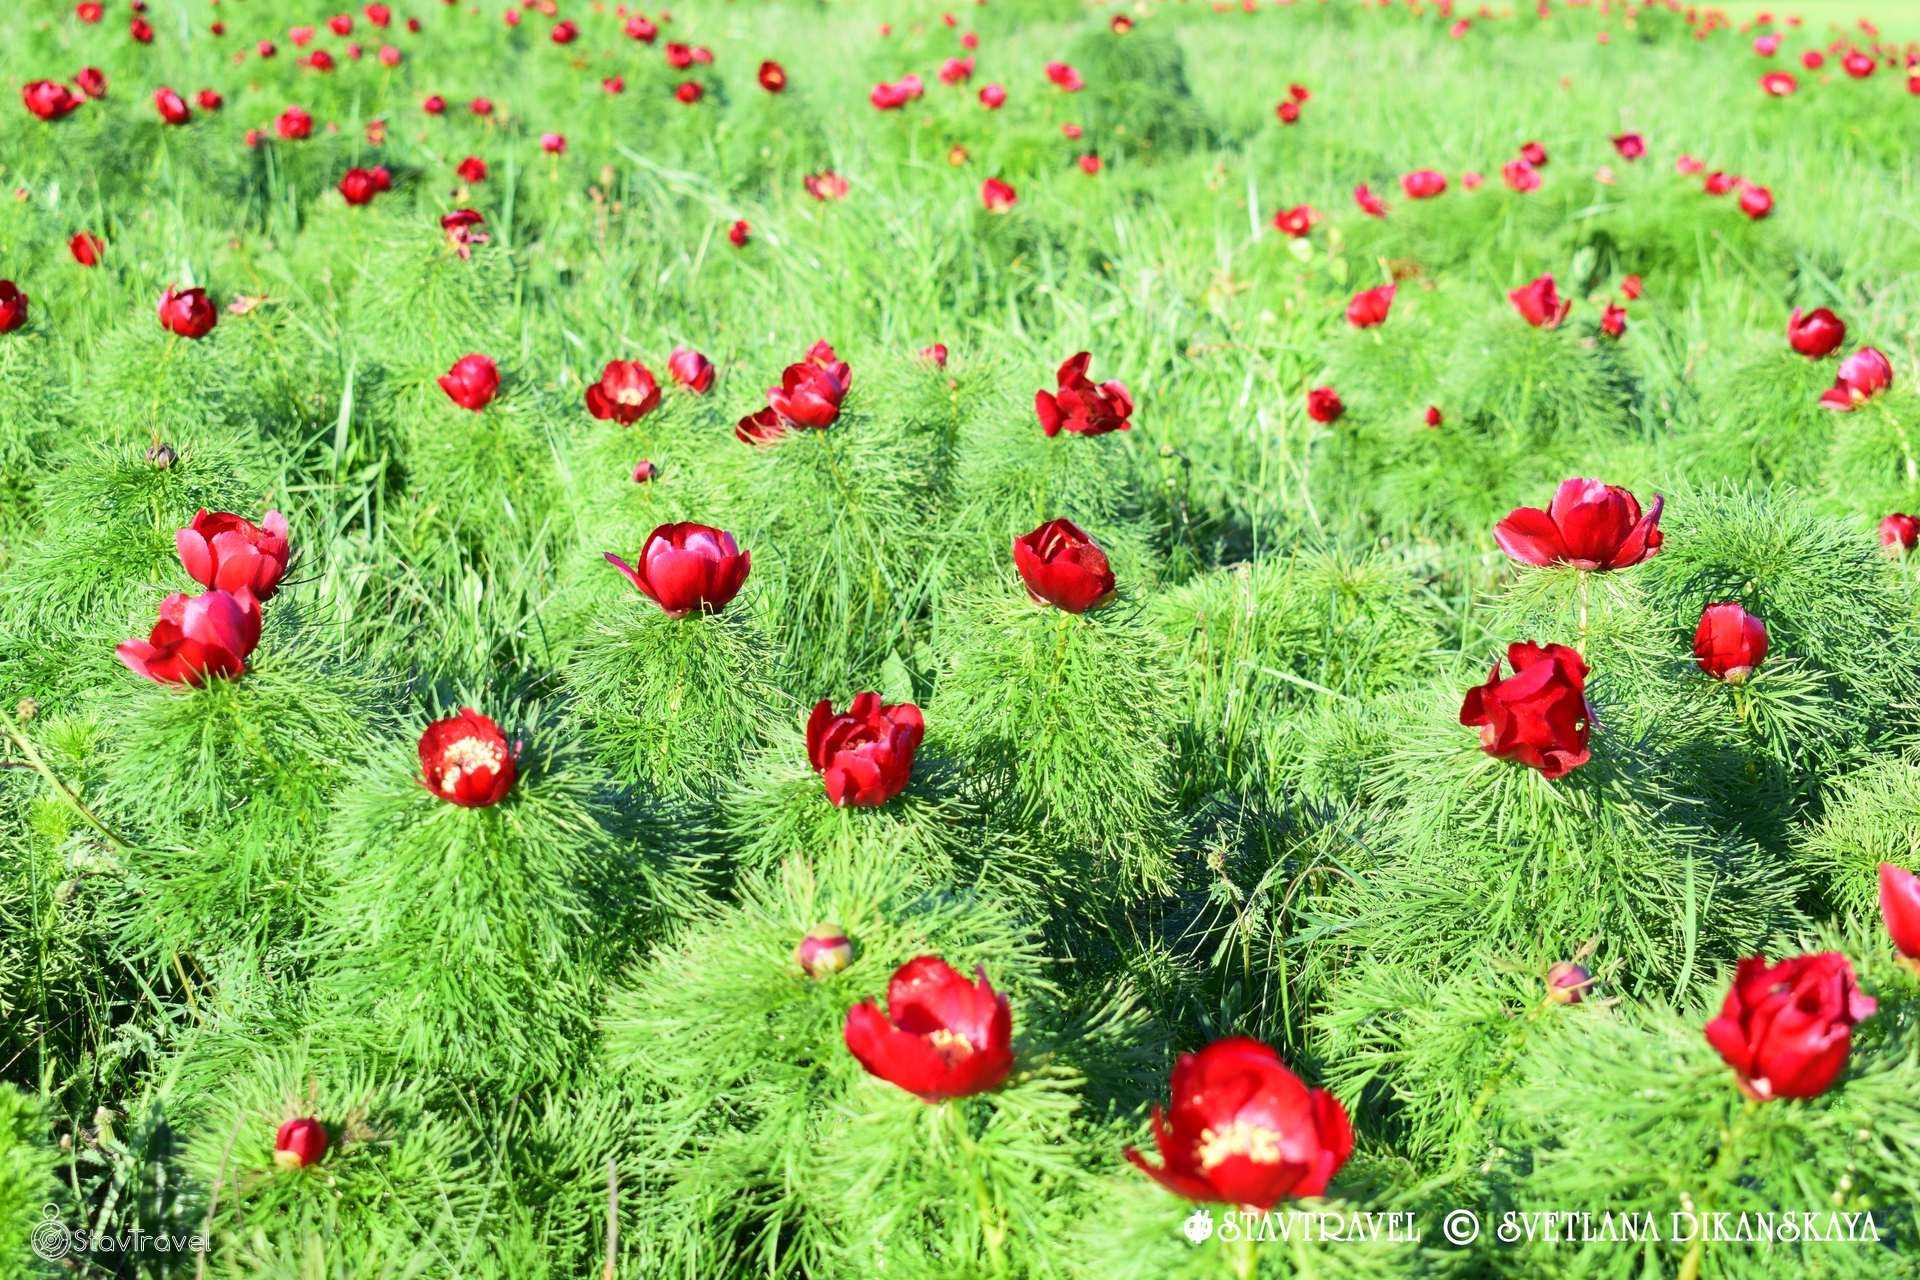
[4,1,1920,1277]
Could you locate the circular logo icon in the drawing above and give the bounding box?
[1441,1209,1480,1246]
[1182,1208,1215,1244]
[31,1205,71,1261]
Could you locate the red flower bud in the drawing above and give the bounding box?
[604,522,750,618]
[584,360,661,425]
[1126,1037,1353,1210]
[1704,953,1874,1100]
[667,345,714,392]
[843,956,1012,1099]
[1693,602,1768,683]
[1305,386,1344,423]
[153,86,191,125]
[728,219,750,247]
[794,925,854,977]
[758,60,786,92]
[273,1117,328,1169]
[1458,641,1592,779]
[1879,513,1918,551]
[117,588,262,686]
[437,354,500,411]
[176,509,291,600]
[157,286,218,339]
[1494,477,1663,570]
[1786,307,1845,357]
[1013,519,1115,613]
[981,177,1017,212]
[418,707,515,807]
[1610,132,1645,160]
[69,231,103,266]
[1546,961,1592,1004]
[1036,352,1132,437]
[805,693,923,808]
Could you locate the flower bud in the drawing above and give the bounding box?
[1546,961,1592,1005]
[794,925,854,977]
[273,1116,328,1169]
[145,441,178,469]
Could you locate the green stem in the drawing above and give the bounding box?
[1232,1230,1259,1280]
[947,1103,1007,1276]
[1,715,134,854]
[1677,1097,1758,1280]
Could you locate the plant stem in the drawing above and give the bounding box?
[1,715,135,853]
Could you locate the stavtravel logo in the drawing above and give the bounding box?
[1177,1205,1901,1250]
[30,1204,210,1261]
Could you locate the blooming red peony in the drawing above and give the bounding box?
[1704,953,1875,1100]
[117,588,262,686]
[843,956,1012,1100]
[1036,352,1132,437]
[1494,478,1663,571]
[1879,864,1920,970]
[176,509,292,600]
[157,286,218,339]
[585,360,661,425]
[805,692,924,808]
[1126,1037,1353,1210]
[1508,274,1571,329]
[1458,641,1592,779]
[418,707,516,807]
[438,354,500,411]
[1013,519,1115,614]
[1787,307,1845,358]
[605,522,750,618]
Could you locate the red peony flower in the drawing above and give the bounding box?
[23,80,82,120]
[728,219,750,247]
[1353,184,1388,217]
[1013,518,1115,613]
[806,692,924,808]
[418,707,516,807]
[176,509,291,600]
[758,60,786,92]
[1879,513,1918,551]
[273,1117,328,1170]
[1458,641,1592,779]
[668,346,714,393]
[75,67,107,99]
[1600,302,1627,338]
[1693,602,1767,682]
[1879,864,1920,969]
[978,83,1007,109]
[1400,168,1447,198]
[604,522,750,618]
[69,231,103,266]
[794,925,854,977]
[276,106,313,140]
[157,286,217,339]
[1345,283,1395,329]
[1036,352,1132,437]
[1704,953,1875,1100]
[1494,477,1663,570]
[767,342,851,429]
[585,360,661,425]
[1126,1037,1353,1210]
[338,167,387,205]
[441,209,487,258]
[843,956,1012,1100]
[0,282,23,333]
[1737,183,1773,220]
[981,177,1017,212]
[1272,204,1316,237]
[1819,347,1893,411]
[805,171,849,201]
[1787,307,1845,358]
[1305,386,1344,424]
[1044,60,1084,91]
[456,155,487,184]
[1508,274,1571,329]
[1760,71,1797,95]
[920,342,948,367]
[1518,140,1547,167]
[1610,132,1646,160]
[154,86,191,125]
[117,588,262,686]
[437,354,499,411]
